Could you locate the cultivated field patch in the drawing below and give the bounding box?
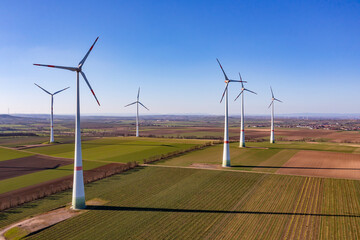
[25,137,208,163]
[0,155,72,181]
[155,143,297,173]
[277,150,360,180]
[0,147,33,162]
[2,166,360,239]
[0,160,107,195]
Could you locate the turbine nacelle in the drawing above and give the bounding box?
[33,37,100,106]
[268,86,283,108]
[217,59,248,103]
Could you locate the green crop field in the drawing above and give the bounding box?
[25,137,209,163]
[0,147,34,162]
[1,166,360,239]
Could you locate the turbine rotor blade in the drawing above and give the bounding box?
[78,37,99,67]
[80,71,100,106]
[220,82,229,103]
[124,102,137,107]
[234,89,244,101]
[245,89,257,95]
[270,86,274,98]
[33,64,77,72]
[34,83,51,95]
[139,102,149,111]
[274,98,283,103]
[137,87,140,101]
[228,80,247,83]
[268,100,274,108]
[239,72,244,88]
[216,58,229,80]
[53,87,70,95]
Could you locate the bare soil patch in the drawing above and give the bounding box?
[0,155,72,181]
[277,150,360,180]
[190,163,222,169]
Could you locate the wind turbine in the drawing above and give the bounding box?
[125,87,149,137]
[217,59,245,167]
[269,86,282,143]
[34,83,69,143]
[34,37,100,209]
[234,73,257,148]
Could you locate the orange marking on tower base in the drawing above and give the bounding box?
[224,141,229,143]
[75,166,83,171]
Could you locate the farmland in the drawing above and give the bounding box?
[155,141,360,174]
[0,137,208,195]
[0,166,360,239]
[0,159,106,195]
[2,114,360,143]
[1,115,360,238]
[24,137,208,163]
[0,147,34,162]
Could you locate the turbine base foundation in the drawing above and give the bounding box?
[72,196,86,210]
[222,161,231,167]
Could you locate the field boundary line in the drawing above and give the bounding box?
[141,164,360,181]
[140,164,273,175]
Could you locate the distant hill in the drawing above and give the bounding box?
[0,114,42,124]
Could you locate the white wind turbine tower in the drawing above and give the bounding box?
[34,83,69,143]
[234,73,257,148]
[217,59,245,167]
[34,37,100,209]
[269,86,282,143]
[125,87,149,137]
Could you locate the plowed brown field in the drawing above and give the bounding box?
[277,150,360,180]
[0,155,72,181]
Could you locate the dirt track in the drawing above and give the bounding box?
[277,150,360,180]
[0,155,72,181]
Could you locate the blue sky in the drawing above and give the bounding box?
[0,0,359,115]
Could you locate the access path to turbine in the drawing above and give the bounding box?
[34,83,69,143]
[125,87,149,137]
[217,59,245,167]
[234,73,257,148]
[33,37,100,210]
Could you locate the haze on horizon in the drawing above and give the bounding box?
[1,0,359,116]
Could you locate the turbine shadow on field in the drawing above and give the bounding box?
[232,165,360,171]
[86,205,360,218]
